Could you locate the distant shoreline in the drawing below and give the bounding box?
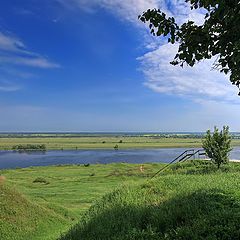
[0,135,240,150]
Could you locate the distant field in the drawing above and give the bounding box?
[0,136,240,150]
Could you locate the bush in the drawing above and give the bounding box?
[202,126,232,169]
[33,177,49,184]
[12,144,46,151]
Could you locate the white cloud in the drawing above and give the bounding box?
[0,56,60,68]
[0,31,60,93]
[56,0,168,24]
[138,44,239,102]
[0,32,25,52]
[0,32,59,68]
[57,0,204,25]
[136,1,239,103]
[0,83,20,92]
[57,0,239,104]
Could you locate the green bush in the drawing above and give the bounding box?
[202,126,232,168]
[12,144,46,151]
[33,177,49,184]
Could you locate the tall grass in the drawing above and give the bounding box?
[60,170,240,239]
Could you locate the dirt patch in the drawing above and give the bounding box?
[0,175,6,184]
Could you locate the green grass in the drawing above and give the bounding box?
[1,136,240,150]
[0,163,161,239]
[60,163,240,239]
[2,161,240,239]
[0,136,202,149]
[0,184,69,240]
[1,163,158,216]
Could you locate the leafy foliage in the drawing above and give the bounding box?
[202,126,232,168]
[12,144,46,151]
[139,1,240,95]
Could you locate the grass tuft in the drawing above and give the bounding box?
[33,177,50,184]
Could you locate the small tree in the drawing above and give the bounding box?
[202,126,232,169]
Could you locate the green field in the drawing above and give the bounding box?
[2,161,240,239]
[1,136,240,150]
[0,163,160,240]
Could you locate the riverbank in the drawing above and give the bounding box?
[1,136,240,150]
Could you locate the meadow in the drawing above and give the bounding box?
[0,163,160,240]
[1,135,240,150]
[2,161,240,239]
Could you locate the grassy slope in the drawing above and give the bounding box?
[1,163,159,216]
[2,162,240,240]
[0,184,69,240]
[0,163,161,239]
[1,136,240,150]
[61,162,240,240]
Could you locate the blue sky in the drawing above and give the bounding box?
[0,0,239,132]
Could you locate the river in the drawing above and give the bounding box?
[0,147,239,169]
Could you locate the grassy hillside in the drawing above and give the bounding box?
[2,161,240,239]
[0,184,69,240]
[60,163,240,240]
[0,163,160,239]
[1,163,158,216]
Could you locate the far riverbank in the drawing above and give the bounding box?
[1,136,240,150]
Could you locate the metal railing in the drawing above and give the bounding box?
[151,149,206,179]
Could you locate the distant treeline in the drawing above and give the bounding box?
[12,144,46,151]
[1,133,240,139]
[149,134,204,139]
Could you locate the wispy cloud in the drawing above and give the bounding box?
[55,0,161,23]
[0,31,60,92]
[0,80,21,92]
[57,0,239,104]
[0,55,60,68]
[138,44,239,103]
[0,31,60,68]
[0,32,25,52]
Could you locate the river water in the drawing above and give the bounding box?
[0,147,239,169]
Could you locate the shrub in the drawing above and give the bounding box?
[33,177,49,184]
[202,126,232,169]
[12,144,46,151]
